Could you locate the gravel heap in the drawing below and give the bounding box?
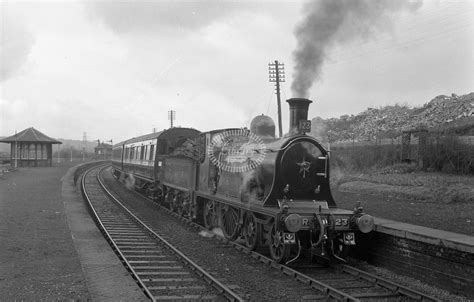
[312,92,474,143]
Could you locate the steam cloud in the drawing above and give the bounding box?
[291,0,422,97]
[0,14,35,82]
[87,1,247,34]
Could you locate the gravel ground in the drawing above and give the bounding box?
[331,168,474,235]
[333,186,474,235]
[0,161,89,300]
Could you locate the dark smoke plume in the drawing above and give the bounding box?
[291,0,422,97]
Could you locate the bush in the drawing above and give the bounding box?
[331,144,400,172]
[423,135,474,174]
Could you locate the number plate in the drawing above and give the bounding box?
[343,232,356,245]
[299,120,311,133]
[283,233,296,244]
[335,218,349,227]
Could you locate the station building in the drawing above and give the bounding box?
[94,141,112,159]
[0,127,62,167]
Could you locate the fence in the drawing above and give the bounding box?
[330,132,474,174]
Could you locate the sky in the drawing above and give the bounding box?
[1,0,473,143]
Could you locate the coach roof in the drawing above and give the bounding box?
[116,127,201,147]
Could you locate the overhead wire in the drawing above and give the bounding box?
[324,5,474,65]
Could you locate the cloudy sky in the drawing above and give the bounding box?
[1,0,473,143]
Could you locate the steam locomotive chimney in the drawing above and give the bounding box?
[287,98,312,135]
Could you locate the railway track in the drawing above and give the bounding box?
[84,164,441,301]
[206,238,440,301]
[81,165,243,301]
[128,181,441,301]
[114,175,438,300]
[293,263,436,301]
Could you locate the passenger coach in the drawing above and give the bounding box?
[112,128,200,196]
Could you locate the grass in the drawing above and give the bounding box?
[331,163,474,204]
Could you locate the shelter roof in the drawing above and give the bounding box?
[95,143,112,149]
[0,127,62,144]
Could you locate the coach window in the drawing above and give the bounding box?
[158,139,168,155]
[149,145,155,160]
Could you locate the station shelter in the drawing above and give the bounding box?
[0,127,62,167]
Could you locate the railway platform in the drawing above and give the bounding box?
[0,160,147,301]
[374,217,474,254]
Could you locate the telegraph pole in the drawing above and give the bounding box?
[268,60,285,137]
[14,130,18,168]
[168,110,176,128]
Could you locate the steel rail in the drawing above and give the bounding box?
[90,165,244,302]
[230,240,440,301]
[134,180,358,301]
[110,166,441,302]
[341,265,440,301]
[148,197,440,301]
[81,165,157,301]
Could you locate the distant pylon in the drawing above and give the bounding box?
[82,132,87,162]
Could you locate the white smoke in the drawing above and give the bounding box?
[0,12,35,82]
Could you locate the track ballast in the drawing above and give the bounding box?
[81,165,243,301]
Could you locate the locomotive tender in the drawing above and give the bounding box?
[112,98,374,263]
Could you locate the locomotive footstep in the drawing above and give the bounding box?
[198,228,224,239]
[198,230,215,238]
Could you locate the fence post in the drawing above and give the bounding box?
[401,131,411,163]
[417,129,428,170]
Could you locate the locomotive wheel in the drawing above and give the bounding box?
[145,185,154,199]
[268,222,290,263]
[220,206,240,241]
[173,195,183,216]
[165,192,175,212]
[243,213,260,250]
[203,200,218,229]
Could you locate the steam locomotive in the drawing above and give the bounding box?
[111,98,374,263]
